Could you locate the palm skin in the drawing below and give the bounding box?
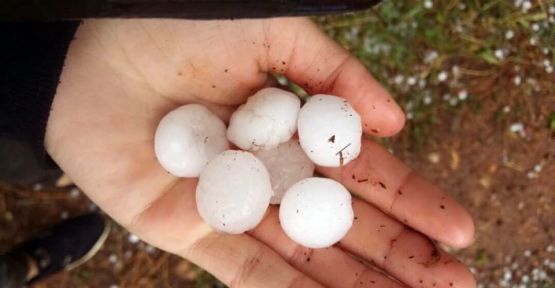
[46,18,476,287]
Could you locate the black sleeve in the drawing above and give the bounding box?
[0,22,80,166]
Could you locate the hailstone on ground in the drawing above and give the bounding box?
[253,139,315,204]
[297,95,362,167]
[227,87,301,151]
[279,177,354,248]
[154,104,228,177]
[196,150,272,234]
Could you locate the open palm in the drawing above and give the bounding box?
[46,18,476,288]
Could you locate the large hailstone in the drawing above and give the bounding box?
[227,87,301,151]
[154,104,229,177]
[297,95,362,167]
[279,177,354,248]
[253,139,315,204]
[196,150,272,234]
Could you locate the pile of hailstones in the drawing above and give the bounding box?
[155,88,362,249]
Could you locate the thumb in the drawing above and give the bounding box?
[264,18,405,137]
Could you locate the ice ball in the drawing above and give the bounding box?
[297,95,362,167]
[227,88,301,151]
[196,150,272,234]
[154,104,228,177]
[279,177,354,248]
[253,139,315,204]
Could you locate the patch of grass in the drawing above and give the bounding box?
[317,0,555,147]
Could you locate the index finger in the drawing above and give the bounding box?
[265,18,405,137]
[318,140,475,248]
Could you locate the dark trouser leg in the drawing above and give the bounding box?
[0,252,29,288]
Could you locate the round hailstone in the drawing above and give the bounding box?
[253,139,315,204]
[154,104,228,177]
[297,95,362,167]
[154,104,229,177]
[279,177,353,248]
[227,87,301,151]
[196,150,272,234]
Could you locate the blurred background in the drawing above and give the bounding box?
[1,0,554,287]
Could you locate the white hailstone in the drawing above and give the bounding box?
[253,139,315,204]
[522,0,532,12]
[424,50,439,64]
[437,71,448,82]
[532,23,540,31]
[297,95,362,167]
[504,269,512,281]
[494,49,505,60]
[550,5,555,14]
[394,74,405,85]
[521,275,530,283]
[279,178,353,248]
[458,90,468,101]
[452,65,461,78]
[514,76,522,86]
[88,203,97,212]
[145,245,157,254]
[155,104,228,177]
[108,254,118,264]
[68,187,80,198]
[128,234,140,244]
[424,0,433,9]
[510,122,525,138]
[196,150,272,234]
[546,66,554,74]
[407,76,417,86]
[227,88,301,151]
[418,79,427,88]
[505,30,515,40]
[423,94,433,105]
[530,37,538,46]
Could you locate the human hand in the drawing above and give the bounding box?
[46,18,475,287]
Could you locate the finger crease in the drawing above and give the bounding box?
[287,272,308,288]
[323,55,353,94]
[128,178,179,230]
[380,226,411,268]
[389,170,416,212]
[231,244,267,288]
[288,244,314,266]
